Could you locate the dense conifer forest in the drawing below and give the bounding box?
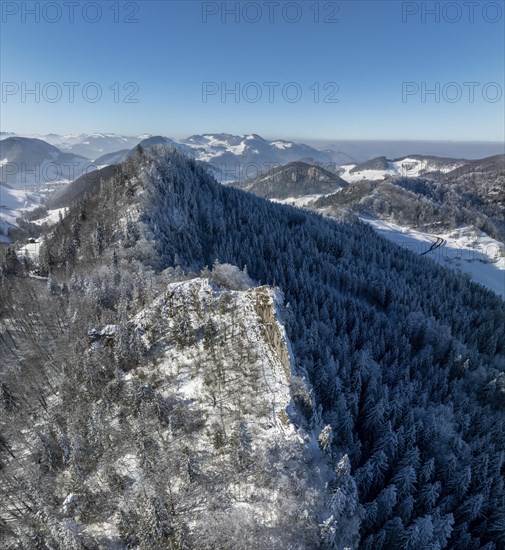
[1,146,504,548]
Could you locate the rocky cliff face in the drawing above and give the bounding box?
[252,286,293,379]
[60,276,347,548]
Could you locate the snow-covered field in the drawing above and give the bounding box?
[271,194,325,207]
[361,216,505,299]
[339,158,465,183]
[0,177,69,242]
[339,164,395,183]
[0,185,41,241]
[32,207,67,226]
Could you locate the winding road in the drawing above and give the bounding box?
[420,237,445,256]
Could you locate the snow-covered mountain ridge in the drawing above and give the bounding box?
[339,155,468,183]
[3,146,504,549]
[92,133,355,181]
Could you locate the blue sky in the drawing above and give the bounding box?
[1,0,504,141]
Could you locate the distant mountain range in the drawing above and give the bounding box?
[30,133,148,160]
[94,136,195,164]
[36,148,505,298]
[93,133,356,181]
[179,133,355,180]
[3,132,503,164]
[263,153,501,236]
[3,135,504,294]
[0,133,357,186]
[302,139,505,162]
[222,152,504,297]
[333,154,505,234]
[0,137,90,187]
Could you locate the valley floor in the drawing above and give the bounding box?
[360,216,505,299]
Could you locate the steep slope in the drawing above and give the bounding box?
[235,161,347,199]
[3,146,505,549]
[1,270,354,548]
[312,177,503,239]
[94,149,131,166]
[127,136,195,159]
[47,164,120,209]
[443,154,505,230]
[124,277,351,548]
[93,136,204,167]
[0,137,90,187]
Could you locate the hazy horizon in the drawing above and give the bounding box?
[3,130,503,162]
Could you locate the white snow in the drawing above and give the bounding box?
[361,216,505,299]
[339,158,466,183]
[339,162,399,183]
[131,279,296,436]
[32,207,67,226]
[340,166,396,182]
[391,157,463,177]
[61,493,78,514]
[184,134,249,161]
[0,186,40,214]
[113,276,334,543]
[272,194,326,207]
[271,141,293,150]
[0,185,41,239]
[17,241,41,261]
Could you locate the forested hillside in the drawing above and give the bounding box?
[234,161,346,200]
[305,154,505,241]
[313,176,504,241]
[1,146,504,548]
